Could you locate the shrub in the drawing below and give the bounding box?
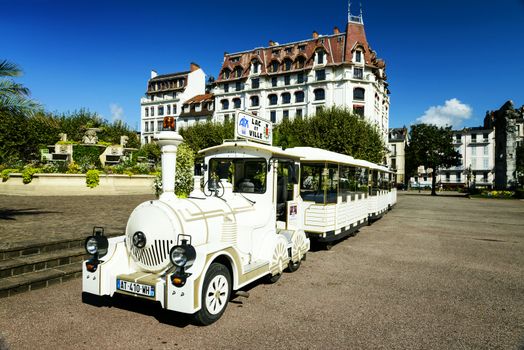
[175,143,195,198]
[86,169,100,188]
[1,168,18,182]
[22,166,42,184]
[66,161,81,174]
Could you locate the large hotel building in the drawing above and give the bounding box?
[140,9,390,143]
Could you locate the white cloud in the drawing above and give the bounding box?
[109,103,124,121]
[416,98,472,128]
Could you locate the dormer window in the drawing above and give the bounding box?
[231,56,240,63]
[285,47,293,54]
[271,60,279,73]
[298,45,306,52]
[251,60,260,74]
[272,49,280,56]
[316,50,325,64]
[222,69,230,79]
[295,56,305,69]
[234,66,243,78]
[355,51,362,63]
[283,59,292,71]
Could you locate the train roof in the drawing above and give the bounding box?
[286,147,392,172]
[199,139,302,159]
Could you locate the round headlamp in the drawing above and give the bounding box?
[85,237,98,255]
[169,244,196,268]
[84,235,109,258]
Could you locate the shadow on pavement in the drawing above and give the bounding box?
[0,208,62,220]
[82,292,192,327]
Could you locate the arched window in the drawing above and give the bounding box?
[250,95,259,107]
[271,60,279,73]
[295,56,305,69]
[294,91,304,103]
[268,94,278,105]
[283,58,292,71]
[234,66,243,78]
[353,87,365,101]
[233,98,241,109]
[222,69,230,79]
[282,92,291,104]
[314,88,325,101]
[221,99,229,110]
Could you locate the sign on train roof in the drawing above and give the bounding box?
[235,111,272,146]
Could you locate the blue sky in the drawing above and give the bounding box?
[2,0,523,131]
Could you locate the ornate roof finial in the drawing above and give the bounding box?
[348,0,351,23]
[348,0,363,24]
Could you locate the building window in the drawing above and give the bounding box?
[284,59,292,71]
[455,134,462,142]
[150,107,155,116]
[235,81,242,91]
[251,60,259,74]
[270,111,276,123]
[353,87,365,101]
[250,95,259,107]
[317,50,325,64]
[295,90,305,103]
[457,172,461,181]
[483,172,488,182]
[222,69,230,79]
[483,133,489,142]
[297,72,304,84]
[296,56,305,69]
[282,92,291,104]
[298,45,306,52]
[224,83,229,93]
[283,110,289,120]
[157,121,163,131]
[353,67,363,79]
[167,105,171,115]
[173,104,177,114]
[285,47,293,54]
[271,61,279,73]
[251,78,259,89]
[296,108,303,119]
[315,69,326,81]
[271,77,278,87]
[268,94,278,105]
[221,99,229,110]
[471,133,477,142]
[284,75,290,85]
[144,122,149,132]
[233,98,241,109]
[483,158,489,169]
[234,66,243,78]
[314,88,325,101]
[145,107,149,117]
[355,51,362,63]
[353,105,364,116]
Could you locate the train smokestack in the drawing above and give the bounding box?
[155,117,183,200]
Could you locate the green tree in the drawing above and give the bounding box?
[0,60,41,116]
[179,120,234,155]
[405,124,461,195]
[273,106,386,163]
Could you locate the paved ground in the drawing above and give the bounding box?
[0,195,155,250]
[0,193,523,349]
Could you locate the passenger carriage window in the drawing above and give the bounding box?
[300,163,324,203]
[325,164,338,204]
[355,167,368,193]
[340,165,358,202]
[208,158,267,194]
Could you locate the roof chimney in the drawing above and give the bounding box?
[269,40,276,47]
[312,31,319,39]
[333,26,340,34]
[151,70,158,79]
[190,62,200,72]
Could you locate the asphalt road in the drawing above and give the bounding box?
[1,193,523,349]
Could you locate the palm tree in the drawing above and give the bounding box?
[0,59,40,116]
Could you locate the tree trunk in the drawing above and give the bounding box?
[431,172,437,196]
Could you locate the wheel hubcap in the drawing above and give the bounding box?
[205,275,228,315]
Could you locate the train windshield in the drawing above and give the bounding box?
[208,158,267,194]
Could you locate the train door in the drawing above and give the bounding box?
[275,160,299,228]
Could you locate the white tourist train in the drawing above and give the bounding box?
[82,111,396,325]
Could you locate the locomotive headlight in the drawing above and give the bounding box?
[169,244,196,268]
[84,233,109,258]
[85,237,99,255]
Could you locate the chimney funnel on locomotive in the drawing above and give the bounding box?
[155,116,183,200]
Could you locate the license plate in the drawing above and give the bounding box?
[117,279,155,297]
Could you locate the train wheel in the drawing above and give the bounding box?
[267,239,287,283]
[287,259,301,272]
[193,263,231,326]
